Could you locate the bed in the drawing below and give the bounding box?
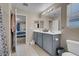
[17,31,26,38]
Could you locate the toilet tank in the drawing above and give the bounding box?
[66,40,79,55]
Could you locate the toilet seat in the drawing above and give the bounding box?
[62,52,76,56]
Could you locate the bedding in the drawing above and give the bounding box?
[17,31,26,38]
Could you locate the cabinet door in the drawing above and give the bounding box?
[52,35,60,55]
[37,33,43,47]
[33,32,38,43]
[43,34,53,55]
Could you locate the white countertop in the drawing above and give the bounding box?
[33,30,61,35]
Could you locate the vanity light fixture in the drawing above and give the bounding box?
[41,12,46,15]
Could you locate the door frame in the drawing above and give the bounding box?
[16,12,27,44]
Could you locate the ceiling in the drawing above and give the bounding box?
[12,3,53,13]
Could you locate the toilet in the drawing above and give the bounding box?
[62,40,79,56]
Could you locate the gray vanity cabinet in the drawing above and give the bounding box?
[43,34,53,55]
[33,32,61,56]
[37,33,43,48]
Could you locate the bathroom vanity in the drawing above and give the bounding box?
[33,31,61,56]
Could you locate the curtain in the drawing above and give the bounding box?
[0,7,8,56]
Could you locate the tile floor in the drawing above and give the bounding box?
[11,43,49,56]
[32,44,49,56]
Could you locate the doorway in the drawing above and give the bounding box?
[16,15,26,44]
